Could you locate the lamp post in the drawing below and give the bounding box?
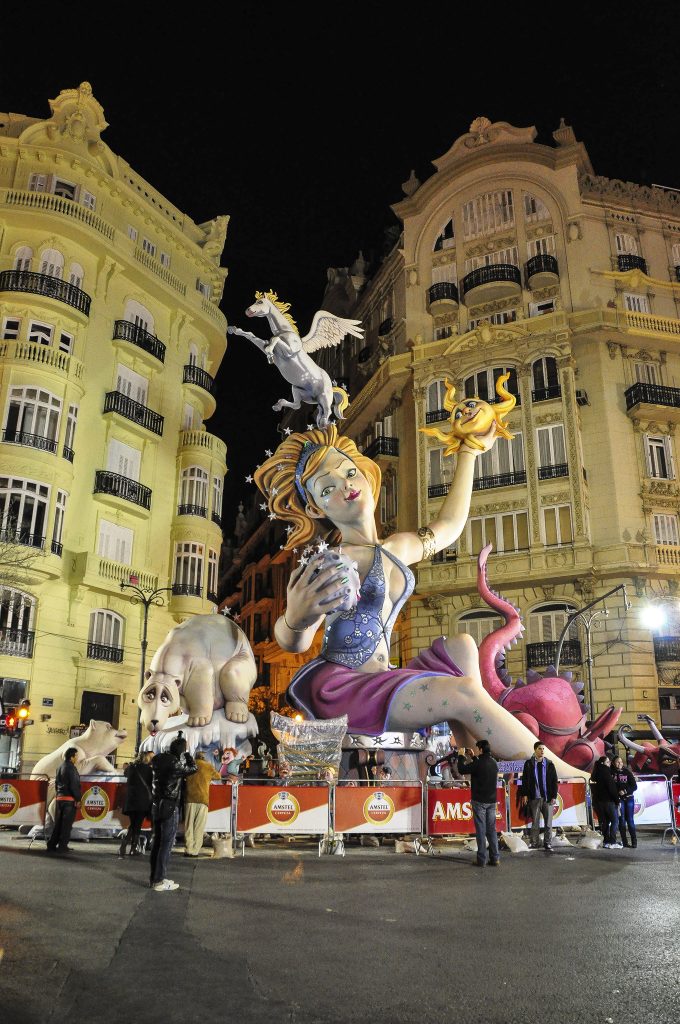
[120,578,173,752]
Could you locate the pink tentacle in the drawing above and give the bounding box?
[477,543,524,700]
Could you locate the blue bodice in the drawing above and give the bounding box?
[321,546,415,668]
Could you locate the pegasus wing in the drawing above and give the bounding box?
[301,310,364,354]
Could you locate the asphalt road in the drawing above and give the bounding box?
[1,832,678,1024]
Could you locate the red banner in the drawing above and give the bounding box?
[426,785,507,836]
[0,778,47,825]
[236,784,329,834]
[672,782,680,828]
[335,785,421,833]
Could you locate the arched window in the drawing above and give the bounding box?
[464,366,519,403]
[457,610,503,645]
[88,609,124,661]
[0,586,36,656]
[68,262,84,288]
[672,242,680,268]
[433,218,455,252]
[532,357,560,400]
[123,299,154,334]
[174,541,204,596]
[3,385,62,446]
[179,466,209,514]
[188,343,199,367]
[0,477,50,547]
[615,233,638,256]
[523,193,550,224]
[527,602,580,668]
[40,248,64,279]
[427,380,448,417]
[13,246,33,272]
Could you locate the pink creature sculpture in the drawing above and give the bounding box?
[618,715,680,777]
[476,543,621,771]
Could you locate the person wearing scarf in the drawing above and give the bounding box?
[521,741,558,851]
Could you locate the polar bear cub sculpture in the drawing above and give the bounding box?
[31,720,128,779]
[138,614,258,734]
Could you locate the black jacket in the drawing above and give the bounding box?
[457,752,499,803]
[611,766,637,799]
[521,756,558,801]
[55,760,81,801]
[123,761,153,815]
[151,751,197,806]
[590,761,619,803]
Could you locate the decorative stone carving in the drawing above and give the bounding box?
[607,342,620,360]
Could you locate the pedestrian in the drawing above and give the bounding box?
[46,748,81,854]
[119,750,153,858]
[149,737,197,891]
[520,741,559,852]
[183,752,220,858]
[457,739,501,867]
[590,755,622,849]
[611,755,637,848]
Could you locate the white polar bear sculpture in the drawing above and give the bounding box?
[139,707,258,758]
[138,614,258,734]
[31,720,128,780]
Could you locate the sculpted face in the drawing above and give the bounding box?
[305,450,372,526]
[450,398,496,440]
[137,672,182,734]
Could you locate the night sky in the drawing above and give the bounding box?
[3,8,679,526]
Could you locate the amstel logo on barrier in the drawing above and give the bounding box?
[0,782,20,817]
[80,786,110,822]
[266,791,300,826]
[431,798,503,822]
[552,793,565,819]
[363,790,395,826]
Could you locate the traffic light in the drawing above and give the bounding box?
[0,713,17,735]
[17,699,30,723]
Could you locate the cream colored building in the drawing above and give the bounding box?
[0,84,228,769]
[318,116,680,735]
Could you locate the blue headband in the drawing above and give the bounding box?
[294,441,323,506]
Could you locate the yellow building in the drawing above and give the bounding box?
[316,116,680,735]
[0,83,228,770]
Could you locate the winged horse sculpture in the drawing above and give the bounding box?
[227,290,363,427]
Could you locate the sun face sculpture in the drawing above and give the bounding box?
[420,372,516,454]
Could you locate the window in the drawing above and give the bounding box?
[97,519,133,564]
[13,247,32,272]
[68,263,84,288]
[380,474,398,524]
[542,505,573,546]
[196,279,211,298]
[188,344,199,367]
[624,293,650,313]
[207,549,218,600]
[4,386,62,444]
[88,610,124,650]
[28,321,53,346]
[654,513,680,546]
[465,366,519,403]
[529,299,556,318]
[59,331,73,354]
[634,362,659,385]
[645,435,674,479]
[182,404,196,430]
[2,318,20,341]
[107,439,141,481]
[0,477,50,546]
[523,193,550,223]
[433,218,455,252]
[474,432,524,482]
[0,587,35,655]
[179,466,209,509]
[28,173,47,193]
[529,603,578,644]
[428,448,452,489]
[116,364,148,405]
[464,245,519,275]
[462,189,514,240]
[142,237,156,257]
[174,542,204,591]
[527,234,556,257]
[427,380,449,415]
[40,248,64,278]
[468,510,530,554]
[53,178,77,201]
[160,252,171,268]
[532,357,560,394]
[81,190,96,211]
[469,308,518,330]
[431,261,457,286]
[52,490,67,550]
[212,475,223,519]
[123,299,154,334]
[536,424,566,468]
[64,405,78,454]
[458,610,503,644]
[615,233,638,255]
[434,326,454,341]
[127,225,138,242]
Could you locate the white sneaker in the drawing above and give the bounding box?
[153,879,179,891]
[602,843,612,849]
[611,842,623,849]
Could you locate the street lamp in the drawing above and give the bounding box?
[120,577,173,752]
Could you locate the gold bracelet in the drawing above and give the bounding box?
[283,614,308,633]
[417,525,437,560]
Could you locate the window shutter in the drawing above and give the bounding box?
[552,425,566,465]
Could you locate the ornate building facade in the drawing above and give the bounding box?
[0,84,228,769]
[313,116,680,736]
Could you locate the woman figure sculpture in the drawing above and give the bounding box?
[255,423,581,775]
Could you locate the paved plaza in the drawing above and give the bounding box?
[1,830,679,1024]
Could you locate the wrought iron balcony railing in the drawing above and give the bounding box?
[87,642,124,663]
[427,281,459,307]
[0,269,91,316]
[428,483,451,498]
[461,263,522,297]
[426,408,449,423]
[538,463,569,480]
[532,385,562,402]
[2,428,58,453]
[364,436,399,458]
[63,445,74,463]
[51,539,63,556]
[625,381,680,412]
[525,253,559,284]
[0,627,35,658]
[211,512,222,528]
[94,470,152,510]
[473,470,527,491]
[172,582,203,598]
[0,528,45,549]
[653,636,680,662]
[617,253,647,274]
[207,591,219,605]
[378,317,394,336]
[177,504,207,518]
[526,640,581,668]
[103,391,164,436]
[183,364,215,394]
[112,319,166,363]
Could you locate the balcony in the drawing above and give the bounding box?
[653,636,680,662]
[178,429,227,464]
[51,540,63,556]
[112,319,166,364]
[0,528,45,550]
[211,512,222,528]
[426,408,449,424]
[63,445,74,463]
[378,317,394,337]
[538,463,569,480]
[94,470,151,511]
[473,470,527,491]
[0,269,91,316]
[183,364,214,395]
[525,254,559,290]
[364,436,399,459]
[428,483,451,499]
[2,428,57,454]
[617,254,647,275]
[172,582,202,598]
[675,266,680,284]
[427,282,459,316]
[656,545,680,567]
[87,642,124,663]
[177,504,207,518]
[526,640,581,669]
[461,264,522,306]
[0,339,84,384]
[625,381,680,424]
[532,385,562,402]
[103,391,164,436]
[0,627,35,658]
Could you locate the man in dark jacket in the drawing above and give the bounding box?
[47,748,81,854]
[521,741,559,851]
[119,750,153,858]
[457,739,500,867]
[149,736,197,891]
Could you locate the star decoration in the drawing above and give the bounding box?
[332,379,337,386]
[391,736,403,745]
[234,613,241,622]
[286,525,294,534]
[307,424,315,431]
[271,486,279,495]
[220,606,232,616]
[316,540,329,552]
[259,502,267,511]
[283,427,292,435]
[293,548,298,554]
[265,449,273,457]
[350,735,362,746]
[372,736,384,746]
[245,475,253,483]
[299,555,309,566]
[277,464,285,471]
[303,545,314,557]
[268,512,276,520]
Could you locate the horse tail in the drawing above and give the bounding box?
[332,386,349,420]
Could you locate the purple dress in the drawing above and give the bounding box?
[288,546,463,735]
